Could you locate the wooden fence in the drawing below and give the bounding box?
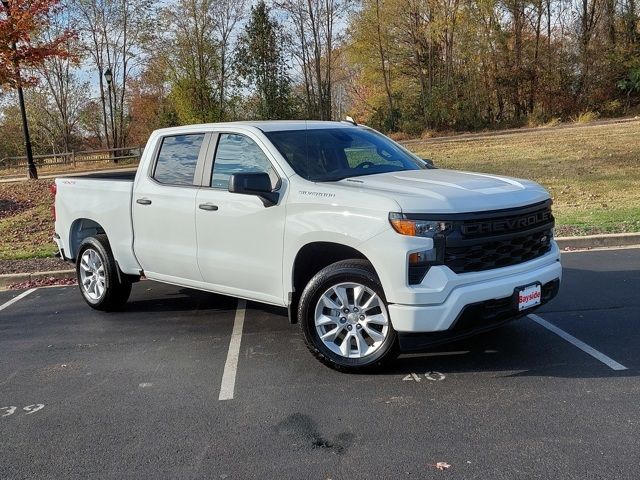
[0,147,143,171]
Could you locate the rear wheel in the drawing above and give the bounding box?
[76,234,131,311]
[298,259,397,372]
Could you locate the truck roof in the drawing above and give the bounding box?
[153,120,357,135]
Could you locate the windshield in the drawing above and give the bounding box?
[264,127,426,182]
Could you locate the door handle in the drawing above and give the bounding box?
[199,203,219,211]
[136,198,152,205]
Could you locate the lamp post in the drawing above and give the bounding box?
[103,67,117,162]
[2,0,37,179]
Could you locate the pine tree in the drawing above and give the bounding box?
[235,0,293,119]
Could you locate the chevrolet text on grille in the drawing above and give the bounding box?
[461,210,552,235]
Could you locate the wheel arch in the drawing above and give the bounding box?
[288,241,379,323]
[69,218,107,261]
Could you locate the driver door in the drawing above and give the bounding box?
[195,131,287,305]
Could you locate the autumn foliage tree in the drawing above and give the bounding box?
[347,0,640,134]
[0,0,74,178]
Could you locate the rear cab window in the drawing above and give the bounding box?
[153,134,206,186]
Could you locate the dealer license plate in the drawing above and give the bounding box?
[516,283,542,311]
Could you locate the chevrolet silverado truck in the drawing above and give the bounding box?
[53,121,561,371]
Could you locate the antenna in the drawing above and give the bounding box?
[343,116,358,126]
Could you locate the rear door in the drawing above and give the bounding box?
[195,131,287,305]
[132,132,211,283]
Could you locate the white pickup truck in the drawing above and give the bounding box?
[53,121,561,371]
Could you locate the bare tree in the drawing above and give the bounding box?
[278,0,351,120]
[72,0,154,150]
[212,0,247,119]
[575,0,604,103]
[37,6,89,153]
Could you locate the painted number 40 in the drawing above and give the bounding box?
[403,372,446,382]
[1,404,45,417]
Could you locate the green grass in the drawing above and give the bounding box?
[553,207,640,236]
[405,119,640,236]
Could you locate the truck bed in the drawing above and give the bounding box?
[54,174,140,274]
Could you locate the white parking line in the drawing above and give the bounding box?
[0,288,37,313]
[528,313,628,371]
[218,299,247,401]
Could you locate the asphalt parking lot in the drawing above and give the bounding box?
[1,248,639,479]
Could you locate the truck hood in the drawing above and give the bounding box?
[336,169,550,214]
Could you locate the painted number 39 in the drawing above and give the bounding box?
[1,404,45,417]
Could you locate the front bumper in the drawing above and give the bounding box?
[388,253,561,333]
[396,279,559,351]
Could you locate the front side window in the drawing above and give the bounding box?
[211,134,278,189]
[265,127,426,182]
[153,134,205,185]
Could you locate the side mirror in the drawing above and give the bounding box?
[422,158,435,168]
[228,172,279,207]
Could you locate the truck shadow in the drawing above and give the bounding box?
[124,285,238,313]
[382,324,635,379]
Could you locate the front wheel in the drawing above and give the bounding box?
[76,234,131,311]
[298,259,397,372]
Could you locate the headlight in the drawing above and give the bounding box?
[389,213,451,285]
[388,213,451,237]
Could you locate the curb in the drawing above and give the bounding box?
[0,269,75,290]
[556,232,640,250]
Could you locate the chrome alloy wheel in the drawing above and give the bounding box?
[79,248,106,301]
[314,282,390,359]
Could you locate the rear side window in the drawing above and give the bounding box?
[153,134,205,185]
[211,134,277,189]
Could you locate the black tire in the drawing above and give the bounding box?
[298,259,398,372]
[76,234,132,311]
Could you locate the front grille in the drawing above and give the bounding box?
[445,228,552,273]
[443,201,554,274]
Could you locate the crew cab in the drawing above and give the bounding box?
[53,121,561,371]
